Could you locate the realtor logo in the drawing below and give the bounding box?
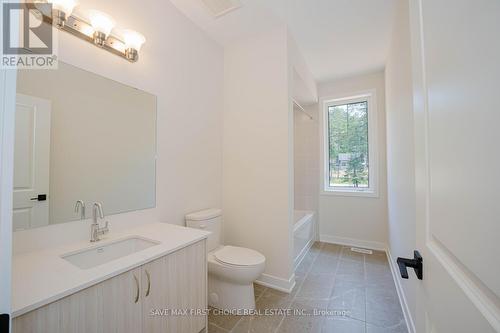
[1,2,58,69]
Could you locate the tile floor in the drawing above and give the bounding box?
[208,242,408,333]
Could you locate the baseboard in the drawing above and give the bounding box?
[255,273,296,293]
[319,234,386,251]
[386,249,416,333]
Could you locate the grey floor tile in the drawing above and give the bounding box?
[207,322,229,333]
[365,287,405,329]
[276,317,323,333]
[364,259,391,274]
[364,251,389,266]
[258,288,295,309]
[320,243,342,257]
[232,286,295,332]
[290,297,329,311]
[295,252,318,277]
[206,242,407,333]
[322,317,366,333]
[336,259,365,281]
[366,320,408,333]
[254,283,267,300]
[208,307,242,331]
[296,273,335,299]
[232,314,284,333]
[276,298,328,333]
[365,259,394,286]
[309,254,339,274]
[328,277,366,322]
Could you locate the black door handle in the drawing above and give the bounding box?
[30,194,47,201]
[397,250,423,280]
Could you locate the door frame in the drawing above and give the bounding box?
[0,2,18,329]
[0,67,16,332]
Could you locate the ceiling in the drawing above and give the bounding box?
[168,0,286,45]
[170,0,396,82]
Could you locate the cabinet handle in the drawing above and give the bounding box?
[133,274,140,303]
[145,269,151,297]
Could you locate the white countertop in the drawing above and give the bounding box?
[12,222,209,318]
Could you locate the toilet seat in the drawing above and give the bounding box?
[213,246,265,267]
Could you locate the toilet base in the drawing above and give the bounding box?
[208,275,256,312]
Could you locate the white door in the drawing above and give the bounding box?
[13,94,51,231]
[410,0,500,332]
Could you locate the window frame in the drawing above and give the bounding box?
[321,91,379,197]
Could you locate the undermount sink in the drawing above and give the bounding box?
[61,236,160,269]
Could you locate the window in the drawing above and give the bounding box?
[323,93,378,196]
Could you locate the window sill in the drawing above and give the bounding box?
[321,188,379,198]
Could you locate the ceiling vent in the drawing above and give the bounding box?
[201,0,242,18]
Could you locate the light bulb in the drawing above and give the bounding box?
[46,0,77,28]
[88,10,115,37]
[47,0,77,16]
[122,30,146,51]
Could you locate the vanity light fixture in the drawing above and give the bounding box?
[88,10,115,47]
[38,1,145,62]
[47,0,77,28]
[122,30,146,62]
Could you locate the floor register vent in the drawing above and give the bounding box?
[350,247,373,255]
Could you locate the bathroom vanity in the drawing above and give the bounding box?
[12,223,209,333]
[10,61,212,332]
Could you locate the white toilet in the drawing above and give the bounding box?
[185,209,265,311]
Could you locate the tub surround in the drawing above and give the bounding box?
[293,105,319,214]
[293,210,315,269]
[12,222,209,318]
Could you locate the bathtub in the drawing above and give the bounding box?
[293,210,315,270]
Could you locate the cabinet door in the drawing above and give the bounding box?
[99,267,142,333]
[142,240,207,333]
[13,267,142,333]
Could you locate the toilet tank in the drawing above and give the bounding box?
[185,208,222,252]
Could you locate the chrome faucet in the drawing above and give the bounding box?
[90,202,109,242]
[74,200,86,220]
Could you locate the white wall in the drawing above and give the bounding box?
[318,71,388,248]
[385,0,417,326]
[13,0,223,251]
[223,26,294,286]
[288,35,318,105]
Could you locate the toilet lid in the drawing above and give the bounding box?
[213,246,265,266]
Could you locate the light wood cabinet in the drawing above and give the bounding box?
[142,240,206,333]
[99,267,143,333]
[13,240,207,333]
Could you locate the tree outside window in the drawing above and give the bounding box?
[327,101,369,188]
